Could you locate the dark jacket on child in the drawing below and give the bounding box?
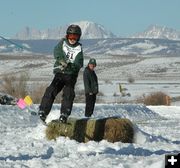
[83,66,98,95]
[83,66,98,117]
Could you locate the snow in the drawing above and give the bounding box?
[106,41,168,55]
[131,25,180,40]
[128,42,156,49]
[142,46,167,55]
[0,104,179,168]
[0,54,180,104]
[0,45,6,50]
[22,43,31,49]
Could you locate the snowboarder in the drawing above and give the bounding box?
[38,25,84,123]
[83,58,98,117]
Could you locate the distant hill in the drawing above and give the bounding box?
[1,38,180,56]
[131,25,180,40]
[14,21,116,40]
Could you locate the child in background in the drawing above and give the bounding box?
[83,58,98,117]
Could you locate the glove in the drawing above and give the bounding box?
[65,59,71,64]
[59,60,68,71]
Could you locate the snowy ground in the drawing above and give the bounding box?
[0,104,179,168]
[0,53,180,167]
[0,54,180,103]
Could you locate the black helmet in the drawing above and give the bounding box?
[66,25,82,36]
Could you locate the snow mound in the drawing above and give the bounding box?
[40,104,164,124]
[95,104,162,122]
[0,104,161,127]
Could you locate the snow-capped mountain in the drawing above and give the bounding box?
[131,25,180,40]
[72,21,116,39]
[14,21,116,40]
[14,27,67,40]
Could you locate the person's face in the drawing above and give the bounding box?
[67,34,79,45]
[88,64,96,70]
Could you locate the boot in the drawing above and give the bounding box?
[38,110,47,122]
[59,114,67,123]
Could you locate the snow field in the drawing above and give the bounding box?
[0,104,179,168]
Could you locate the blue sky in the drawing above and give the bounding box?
[1,0,180,37]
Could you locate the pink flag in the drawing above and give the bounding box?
[17,98,27,109]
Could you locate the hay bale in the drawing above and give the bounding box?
[46,117,134,143]
[46,118,89,142]
[103,118,134,143]
[84,119,96,142]
[84,118,106,142]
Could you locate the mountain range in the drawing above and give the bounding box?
[14,21,116,40]
[14,21,180,41]
[131,25,180,40]
[1,21,180,56]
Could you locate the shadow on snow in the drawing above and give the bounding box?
[0,147,54,161]
[101,145,180,157]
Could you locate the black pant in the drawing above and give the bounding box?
[85,94,96,117]
[39,73,77,117]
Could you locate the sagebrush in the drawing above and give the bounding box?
[136,91,171,105]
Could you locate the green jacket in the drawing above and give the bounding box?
[83,67,98,94]
[53,38,84,76]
